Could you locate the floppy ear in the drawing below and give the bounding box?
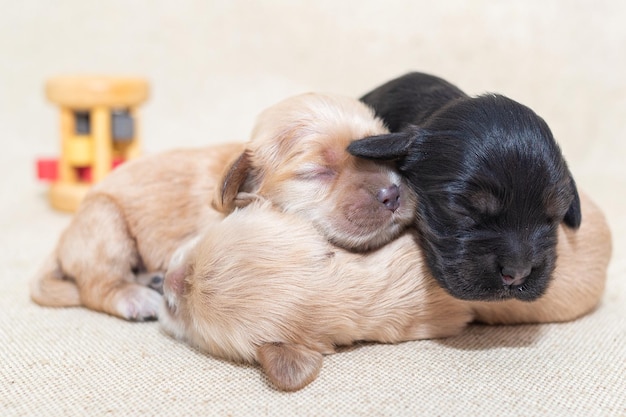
[257,342,323,392]
[212,150,253,213]
[346,129,415,160]
[233,192,265,209]
[564,177,582,229]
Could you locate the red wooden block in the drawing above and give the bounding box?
[37,158,59,181]
[75,157,126,182]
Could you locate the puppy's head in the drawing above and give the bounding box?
[348,94,581,301]
[213,93,417,251]
[160,201,332,391]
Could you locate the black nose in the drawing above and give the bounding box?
[377,185,400,212]
[501,265,531,287]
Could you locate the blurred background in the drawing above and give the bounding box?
[1,3,624,413]
[1,0,624,213]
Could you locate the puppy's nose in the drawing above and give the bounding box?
[500,265,532,287]
[377,184,400,212]
[164,266,185,297]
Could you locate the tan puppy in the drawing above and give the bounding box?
[30,93,416,321]
[160,191,611,391]
[215,92,416,250]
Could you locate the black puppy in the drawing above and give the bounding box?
[352,72,581,302]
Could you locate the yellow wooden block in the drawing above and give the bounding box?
[91,107,112,182]
[44,75,149,212]
[49,182,91,212]
[46,76,149,108]
[64,136,93,166]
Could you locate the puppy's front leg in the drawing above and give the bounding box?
[57,195,162,321]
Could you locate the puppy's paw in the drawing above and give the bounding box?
[113,284,163,321]
[136,271,165,294]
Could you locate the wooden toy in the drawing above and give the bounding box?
[38,76,149,212]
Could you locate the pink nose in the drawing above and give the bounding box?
[377,185,400,212]
[164,265,186,296]
[501,265,531,287]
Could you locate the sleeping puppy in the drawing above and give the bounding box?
[160,191,610,392]
[351,72,581,302]
[213,92,416,250]
[30,93,416,321]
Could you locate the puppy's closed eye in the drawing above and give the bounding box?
[295,163,336,181]
[446,189,501,228]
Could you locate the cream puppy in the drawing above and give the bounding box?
[160,191,611,391]
[215,92,416,250]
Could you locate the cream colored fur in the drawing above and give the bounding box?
[30,93,415,320]
[30,143,244,319]
[160,191,611,391]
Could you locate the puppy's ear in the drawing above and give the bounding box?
[564,177,582,229]
[257,342,323,392]
[213,150,253,213]
[347,129,418,160]
[233,192,265,209]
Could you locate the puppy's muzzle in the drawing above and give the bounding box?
[500,264,532,287]
[377,184,400,212]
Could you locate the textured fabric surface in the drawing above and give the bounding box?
[1,1,625,416]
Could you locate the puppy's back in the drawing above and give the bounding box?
[360,71,466,131]
[88,143,245,269]
[30,143,244,312]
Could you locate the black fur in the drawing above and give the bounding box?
[353,72,581,302]
[360,72,466,131]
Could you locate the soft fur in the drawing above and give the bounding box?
[160,191,611,392]
[352,72,582,301]
[214,92,416,250]
[30,93,416,320]
[360,71,466,131]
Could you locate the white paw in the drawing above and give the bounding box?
[114,285,163,321]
